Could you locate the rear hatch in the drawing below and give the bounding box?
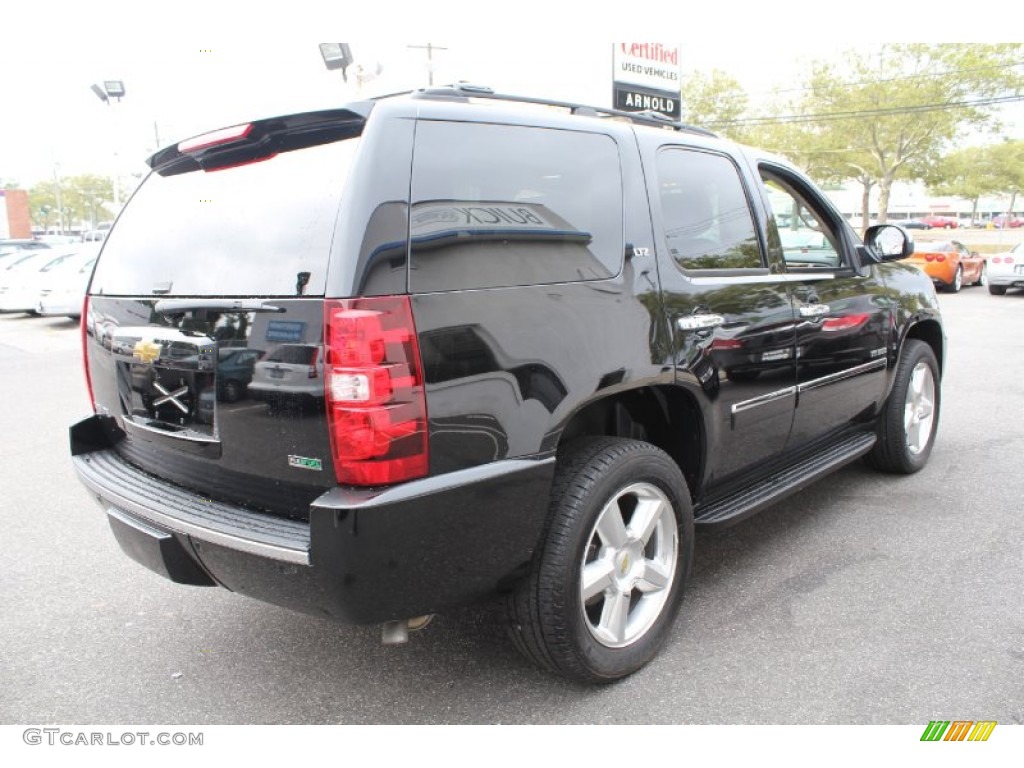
[84,109,367,520]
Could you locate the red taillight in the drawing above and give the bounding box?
[81,295,96,412]
[924,254,934,262]
[822,313,871,333]
[324,296,428,486]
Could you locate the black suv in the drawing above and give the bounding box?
[70,86,943,683]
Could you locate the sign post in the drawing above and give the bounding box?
[612,43,682,121]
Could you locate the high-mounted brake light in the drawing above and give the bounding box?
[178,123,254,154]
[324,296,428,486]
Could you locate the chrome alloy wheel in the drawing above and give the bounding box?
[580,482,678,648]
[904,362,936,455]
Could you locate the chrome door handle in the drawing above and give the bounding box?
[677,314,725,331]
[799,303,830,318]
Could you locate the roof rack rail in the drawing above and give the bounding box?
[397,83,716,137]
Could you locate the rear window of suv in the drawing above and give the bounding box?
[89,138,361,297]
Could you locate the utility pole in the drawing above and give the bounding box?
[52,163,64,235]
[407,43,448,86]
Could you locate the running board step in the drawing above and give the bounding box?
[693,432,876,529]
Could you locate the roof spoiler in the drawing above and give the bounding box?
[147,103,374,176]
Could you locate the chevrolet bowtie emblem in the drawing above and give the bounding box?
[133,340,161,364]
[152,381,190,414]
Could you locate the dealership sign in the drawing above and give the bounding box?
[613,43,681,120]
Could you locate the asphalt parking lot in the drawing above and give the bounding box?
[1,280,1022,725]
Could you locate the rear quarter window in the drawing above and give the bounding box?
[409,121,624,292]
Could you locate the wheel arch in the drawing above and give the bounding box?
[901,318,945,376]
[555,385,705,502]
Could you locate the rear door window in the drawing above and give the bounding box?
[409,121,624,292]
[656,148,762,271]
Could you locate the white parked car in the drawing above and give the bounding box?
[987,242,1024,296]
[0,247,90,313]
[36,248,100,318]
[248,343,324,408]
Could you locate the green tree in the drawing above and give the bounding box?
[708,44,1023,223]
[63,175,114,229]
[680,70,749,138]
[925,145,1003,225]
[29,181,59,231]
[798,44,1023,222]
[29,174,113,231]
[986,140,1024,215]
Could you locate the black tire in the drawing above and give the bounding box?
[506,437,693,683]
[988,284,1007,296]
[865,339,940,474]
[946,266,963,293]
[222,379,243,403]
[973,263,987,287]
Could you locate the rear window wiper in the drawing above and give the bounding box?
[154,299,287,315]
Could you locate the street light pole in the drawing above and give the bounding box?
[52,163,64,235]
[91,80,126,215]
[408,43,448,86]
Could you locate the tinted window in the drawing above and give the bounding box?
[90,138,361,297]
[657,149,761,270]
[265,345,316,364]
[409,121,623,292]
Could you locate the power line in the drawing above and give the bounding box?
[742,59,1024,98]
[705,93,1024,127]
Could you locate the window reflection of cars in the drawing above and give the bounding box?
[419,324,569,466]
[777,228,840,268]
[248,343,324,407]
[408,199,608,293]
[215,348,263,402]
[175,346,264,402]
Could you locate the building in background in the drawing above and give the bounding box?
[1,189,32,239]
